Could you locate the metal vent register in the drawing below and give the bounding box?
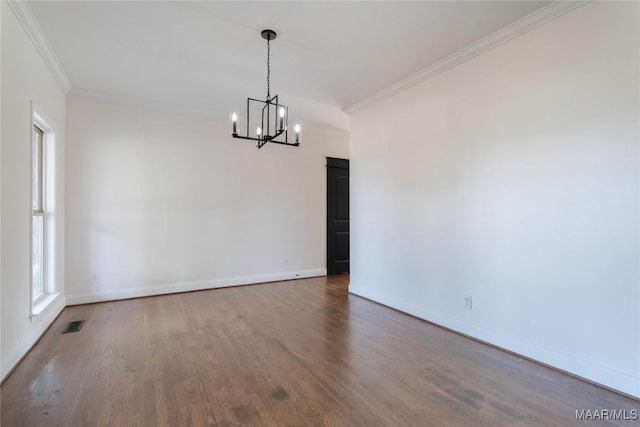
[62,320,85,334]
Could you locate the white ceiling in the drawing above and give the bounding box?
[28,1,550,130]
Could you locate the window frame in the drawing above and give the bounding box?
[30,110,59,316]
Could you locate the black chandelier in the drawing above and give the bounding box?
[231,29,300,149]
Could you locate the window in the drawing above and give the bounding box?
[31,112,59,316]
[32,124,46,301]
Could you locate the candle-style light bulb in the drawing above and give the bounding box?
[278,107,285,131]
[294,123,301,143]
[256,126,262,139]
[231,112,238,135]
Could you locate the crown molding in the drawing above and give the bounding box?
[7,0,72,93]
[344,1,589,115]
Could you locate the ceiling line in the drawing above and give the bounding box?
[343,0,589,116]
[69,87,229,119]
[68,87,350,137]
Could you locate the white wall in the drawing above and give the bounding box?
[350,2,639,397]
[1,2,66,379]
[1,0,4,379]
[65,96,349,304]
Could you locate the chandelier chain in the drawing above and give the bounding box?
[267,38,271,99]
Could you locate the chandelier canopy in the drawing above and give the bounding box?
[231,29,300,149]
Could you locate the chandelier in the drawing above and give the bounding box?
[231,29,301,149]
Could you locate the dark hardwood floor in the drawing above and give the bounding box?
[2,275,638,426]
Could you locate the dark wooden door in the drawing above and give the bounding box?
[327,157,349,275]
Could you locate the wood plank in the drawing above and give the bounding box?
[2,275,638,426]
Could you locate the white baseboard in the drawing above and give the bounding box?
[65,269,327,305]
[349,284,640,399]
[1,293,66,381]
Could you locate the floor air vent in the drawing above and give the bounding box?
[63,320,85,334]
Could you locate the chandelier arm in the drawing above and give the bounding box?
[267,140,299,147]
[232,134,299,147]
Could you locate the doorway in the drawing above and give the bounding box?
[327,157,349,275]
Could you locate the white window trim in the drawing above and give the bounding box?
[30,107,58,318]
[32,292,60,317]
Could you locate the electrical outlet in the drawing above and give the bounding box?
[284,257,289,266]
[464,296,473,310]
[90,274,98,284]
